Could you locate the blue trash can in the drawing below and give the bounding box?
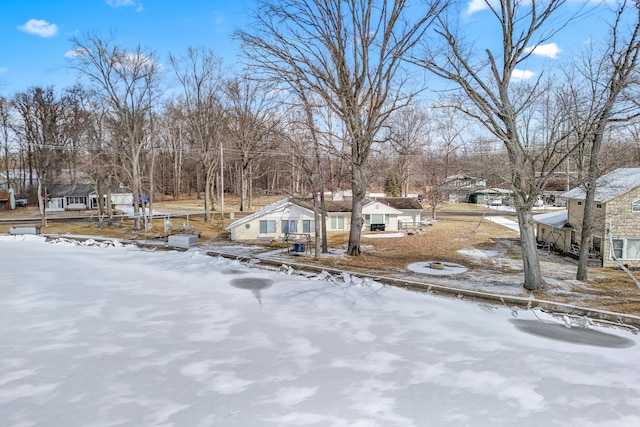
[293,243,305,252]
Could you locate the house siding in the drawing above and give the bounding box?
[564,187,640,267]
[229,204,316,241]
[601,187,640,267]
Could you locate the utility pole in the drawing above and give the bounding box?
[220,141,224,221]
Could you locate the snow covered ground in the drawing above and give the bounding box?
[1,236,639,426]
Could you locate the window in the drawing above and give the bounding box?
[330,215,345,230]
[627,239,640,259]
[596,203,602,209]
[68,196,85,204]
[633,199,640,213]
[259,220,276,234]
[610,238,640,260]
[577,201,583,206]
[612,239,624,259]
[303,219,315,233]
[281,220,297,234]
[592,235,602,253]
[370,214,385,224]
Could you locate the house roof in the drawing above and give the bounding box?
[533,210,568,228]
[473,188,512,195]
[225,198,316,231]
[372,197,423,210]
[561,168,640,202]
[48,184,95,197]
[444,173,478,182]
[323,200,352,213]
[363,200,403,215]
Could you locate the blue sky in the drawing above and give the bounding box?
[0,0,253,94]
[0,0,622,96]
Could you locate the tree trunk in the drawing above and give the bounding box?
[347,163,366,256]
[320,182,328,253]
[37,178,47,228]
[516,207,544,291]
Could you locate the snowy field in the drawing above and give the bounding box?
[1,236,639,427]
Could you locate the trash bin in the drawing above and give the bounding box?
[292,243,305,252]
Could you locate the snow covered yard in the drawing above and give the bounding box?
[1,236,639,426]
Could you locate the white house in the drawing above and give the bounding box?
[225,198,317,241]
[371,197,423,226]
[226,197,404,241]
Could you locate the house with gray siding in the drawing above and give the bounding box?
[535,168,640,268]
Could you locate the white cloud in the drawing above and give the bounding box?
[64,49,89,58]
[18,19,59,38]
[511,69,535,81]
[466,0,489,15]
[524,43,562,59]
[106,0,143,11]
[0,67,7,74]
[107,0,133,6]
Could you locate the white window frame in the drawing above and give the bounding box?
[302,219,315,233]
[632,199,640,213]
[281,219,297,235]
[609,238,640,260]
[259,220,276,235]
[330,215,345,231]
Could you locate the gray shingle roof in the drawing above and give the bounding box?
[372,197,423,210]
[561,168,640,202]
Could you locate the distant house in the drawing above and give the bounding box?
[46,184,135,212]
[534,168,640,268]
[371,197,423,226]
[226,197,404,241]
[47,184,96,212]
[441,174,487,202]
[467,188,512,205]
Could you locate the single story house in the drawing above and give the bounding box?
[225,197,404,241]
[47,184,136,212]
[47,184,96,212]
[371,197,423,226]
[534,167,640,268]
[225,198,317,241]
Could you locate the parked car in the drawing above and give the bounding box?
[488,198,502,206]
[15,199,28,207]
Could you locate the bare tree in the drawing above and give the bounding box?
[169,47,225,222]
[0,96,10,191]
[12,87,71,227]
[386,105,430,197]
[568,0,640,280]
[224,76,281,212]
[236,0,445,255]
[417,0,586,290]
[69,34,162,230]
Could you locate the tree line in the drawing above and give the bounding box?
[2,0,640,290]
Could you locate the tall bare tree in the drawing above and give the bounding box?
[418,0,586,290]
[236,0,445,255]
[569,0,640,280]
[224,76,280,212]
[169,47,225,221]
[69,34,161,230]
[386,105,430,197]
[13,87,71,226]
[0,96,10,191]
